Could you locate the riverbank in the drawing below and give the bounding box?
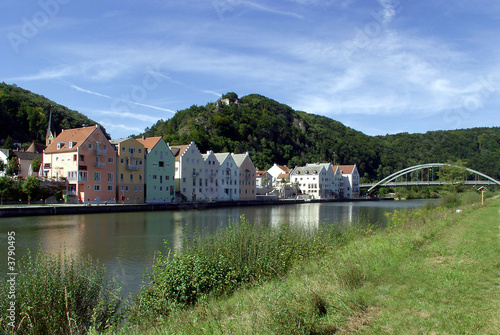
[115,196,499,334]
[0,197,393,218]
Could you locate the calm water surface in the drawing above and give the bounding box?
[1,200,430,295]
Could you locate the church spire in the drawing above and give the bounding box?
[46,105,56,146]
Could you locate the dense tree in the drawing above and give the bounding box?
[31,156,42,174]
[5,157,20,176]
[0,82,109,146]
[0,176,13,205]
[22,176,41,204]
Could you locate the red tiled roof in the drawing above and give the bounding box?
[136,136,162,151]
[278,165,291,173]
[277,173,289,179]
[169,144,190,161]
[256,170,267,177]
[44,126,98,154]
[334,165,356,174]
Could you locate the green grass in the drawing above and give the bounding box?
[0,250,123,334]
[115,195,499,334]
[3,193,498,334]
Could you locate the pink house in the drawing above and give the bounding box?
[42,125,117,204]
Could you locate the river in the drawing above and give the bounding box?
[0,200,430,295]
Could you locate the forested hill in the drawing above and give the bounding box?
[0,82,106,145]
[1,84,498,182]
[141,93,500,181]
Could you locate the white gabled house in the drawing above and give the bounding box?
[170,141,205,202]
[202,150,220,201]
[214,152,239,201]
[335,164,360,198]
[232,152,256,200]
[290,162,336,199]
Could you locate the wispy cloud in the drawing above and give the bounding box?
[70,84,113,99]
[243,1,303,18]
[94,110,160,124]
[378,0,396,25]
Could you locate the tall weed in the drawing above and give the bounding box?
[131,215,345,324]
[0,249,122,334]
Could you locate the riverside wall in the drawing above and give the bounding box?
[0,197,392,218]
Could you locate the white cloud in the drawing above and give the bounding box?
[70,84,113,99]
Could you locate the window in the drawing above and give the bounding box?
[88,143,92,149]
[122,147,126,152]
[125,186,129,191]
[139,174,142,182]
[153,175,157,180]
[121,158,124,164]
[73,155,77,161]
[120,173,124,182]
[94,185,100,191]
[108,157,114,163]
[108,185,113,191]
[129,148,135,154]
[138,149,142,154]
[130,174,134,182]
[94,172,101,182]
[107,172,113,182]
[160,175,163,183]
[159,161,164,167]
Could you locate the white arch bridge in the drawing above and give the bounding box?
[361,163,500,193]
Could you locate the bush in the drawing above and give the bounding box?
[0,250,123,334]
[439,192,461,208]
[131,216,324,323]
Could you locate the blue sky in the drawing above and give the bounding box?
[2,0,499,139]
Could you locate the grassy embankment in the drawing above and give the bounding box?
[2,192,498,334]
[115,193,499,334]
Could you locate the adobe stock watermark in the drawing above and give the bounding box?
[212,0,244,20]
[342,0,402,61]
[110,64,167,116]
[443,76,497,128]
[7,0,70,54]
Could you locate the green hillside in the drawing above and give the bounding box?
[0,82,107,146]
[142,93,500,181]
[1,84,498,182]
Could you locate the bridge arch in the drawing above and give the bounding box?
[367,163,500,193]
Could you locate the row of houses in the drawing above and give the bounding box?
[257,163,360,199]
[3,123,360,204]
[40,125,257,204]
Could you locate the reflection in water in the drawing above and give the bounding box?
[0,200,430,294]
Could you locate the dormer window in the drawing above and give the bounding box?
[57,142,65,149]
[68,141,76,148]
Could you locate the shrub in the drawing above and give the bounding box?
[131,216,324,323]
[0,250,122,334]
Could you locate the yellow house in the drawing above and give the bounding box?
[110,138,145,204]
